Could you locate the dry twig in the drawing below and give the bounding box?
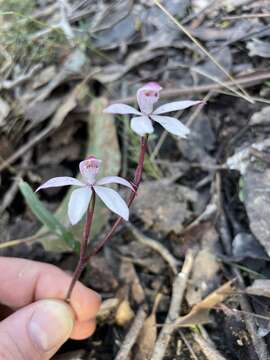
[128,224,179,274]
[114,306,146,360]
[179,331,199,360]
[0,152,31,215]
[0,231,50,249]
[113,70,270,105]
[235,269,270,360]
[193,333,226,360]
[0,64,42,90]
[151,250,194,360]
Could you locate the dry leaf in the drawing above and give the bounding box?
[176,281,234,327]
[119,259,145,304]
[135,313,157,360]
[186,223,220,306]
[133,181,197,235]
[116,300,135,327]
[135,294,161,360]
[97,298,120,323]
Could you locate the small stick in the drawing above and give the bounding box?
[235,269,270,360]
[0,175,23,216]
[113,70,270,105]
[151,250,194,360]
[0,231,50,249]
[114,306,146,360]
[186,91,212,127]
[0,64,42,90]
[127,224,179,274]
[193,333,226,360]
[222,13,270,20]
[0,152,31,215]
[179,330,199,360]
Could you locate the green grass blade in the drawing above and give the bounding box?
[19,179,77,250]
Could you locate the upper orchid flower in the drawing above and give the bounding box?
[104,82,202,138]
[36,156,133,225]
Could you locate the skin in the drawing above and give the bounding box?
[0,257,101,359]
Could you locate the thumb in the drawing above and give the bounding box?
[0,299,74,360]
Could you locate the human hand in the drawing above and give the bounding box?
[0,257,101,360]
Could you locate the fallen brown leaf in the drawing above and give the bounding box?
[176,281,234,327]
[135,293,162,360]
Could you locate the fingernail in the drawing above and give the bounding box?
[28,300,74,352]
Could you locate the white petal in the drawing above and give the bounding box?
[153,100,202,115]
[68,187,92,225]
[36,177,84,192]
[96,176,134,190]
[130,116,154,136]
[151,115,190,138]
[104,104,141,115]
[94,186,129,221]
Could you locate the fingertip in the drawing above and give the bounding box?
[69,283,101,322]
[70,319,97,340]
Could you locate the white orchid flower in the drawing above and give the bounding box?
[36,156,133,225]
[104,82,202,137]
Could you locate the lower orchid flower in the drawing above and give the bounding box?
[104,82,202,138]
[36,156,133,225]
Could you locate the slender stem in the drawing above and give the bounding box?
[65,191,96,302]
[88,135,148,258]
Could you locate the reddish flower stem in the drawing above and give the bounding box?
[88,135,148,258]
[65,191,96,302]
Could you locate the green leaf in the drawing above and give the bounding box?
[19,180,78,251]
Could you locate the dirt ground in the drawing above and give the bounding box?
[1,0,270,359]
